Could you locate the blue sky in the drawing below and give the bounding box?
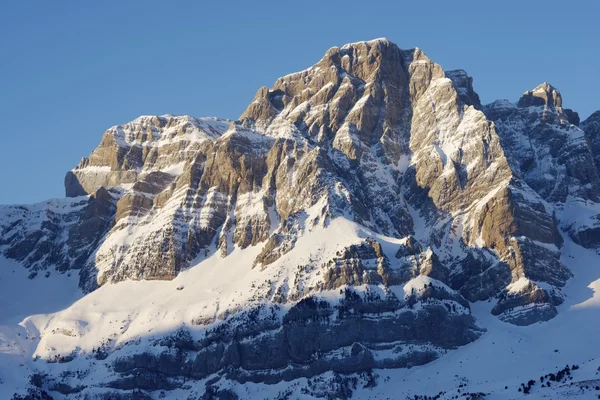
[1,0,598,204]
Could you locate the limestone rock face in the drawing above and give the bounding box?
[517,82,563,108]
[485,86,600,255]
[0,188,116,283]
[568,110,600,248]
[4,38,600,397]
[111,288,482,387]
[486,87,600,204]
[2,38,589,322]
[445,69,482,109]
[65,115,230,197]
[583,111,600,175]
[322,239,393,289]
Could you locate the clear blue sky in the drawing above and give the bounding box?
[1,1,598,204]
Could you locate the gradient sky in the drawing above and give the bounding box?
[1,0,598,204]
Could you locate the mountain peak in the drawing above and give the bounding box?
[340,37,393,49]
[5,39,600,399]
[238,38,446,130]
[584,110,600,125]
[517,82,562,108]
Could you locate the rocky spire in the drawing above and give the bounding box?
[445,69,482,109]
[517,82,563,108]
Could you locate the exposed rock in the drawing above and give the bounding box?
[322,239,392,288]
[486,88,600,204]
[492,279,562,326]
[564,108,580,126]
[200,387,239,400]
[111,289,481,386]
[486,87,600,255]
[517,82,562,108]
[445,69,482,109]
[394,236,422,258]
[0,188,116,281]
[65,116,230,197]
[583,111,600,178]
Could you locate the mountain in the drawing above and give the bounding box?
[2,38,600,399]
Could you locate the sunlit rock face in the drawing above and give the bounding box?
[2,37,600,399]
[2,38,591,320]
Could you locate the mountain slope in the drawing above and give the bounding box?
[1,38,600,399]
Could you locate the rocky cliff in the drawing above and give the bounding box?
[2,38,600,399]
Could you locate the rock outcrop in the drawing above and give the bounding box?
[111,286,481,386]
[0,188,116,280]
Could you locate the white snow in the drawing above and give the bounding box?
[340,37,390,50]
[1,216,600,398]
[158,161,186,176]
[73,165,111,172]
[507,276,531,293]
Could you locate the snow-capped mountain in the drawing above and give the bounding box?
[2,38,600,399]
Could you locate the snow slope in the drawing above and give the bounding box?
[1,219,600,399]
[0,257,80,397]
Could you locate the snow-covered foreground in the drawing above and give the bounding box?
[1,218,600,399]
[0,257,80,397]
[342,235,600,400]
